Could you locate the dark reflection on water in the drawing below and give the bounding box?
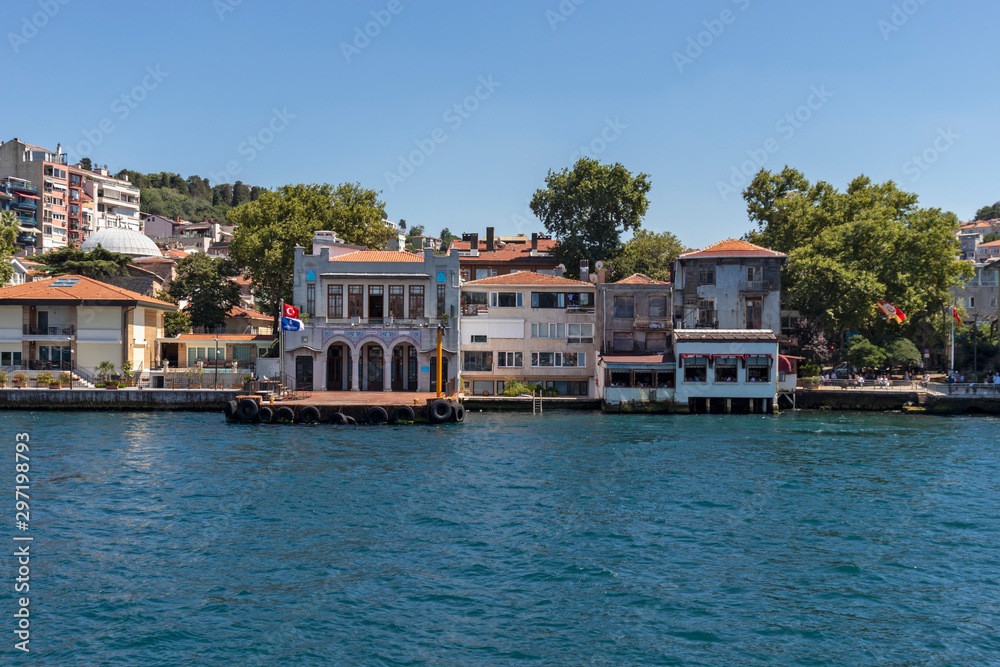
[19,410,1000,665]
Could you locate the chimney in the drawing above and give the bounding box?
[486,226,494,251]
[56,143,61,155]
[469,233,479,257]
[174,215,181,223]
[531,233,538,251]
[580,260,589,283]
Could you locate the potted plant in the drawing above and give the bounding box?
[104,379,120,390]
[13,373,28,388]
[36,371,53,388]
[0,370,7,388]
[59,371,73,388]
[96,361,116,384]
[121,361,135,387]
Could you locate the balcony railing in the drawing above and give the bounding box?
[462,305,489,316]
[741,280,774,293]
[318,317,450,329]
[23,325,75,336]
[634,316,673,331]
[1,180,37,192]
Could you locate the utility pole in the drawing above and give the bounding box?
[436,324,443,398]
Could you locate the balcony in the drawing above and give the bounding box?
[740,280,775,293]
[24,324,75,338]
[462,305,489,316]
[16,236,36,246]
[1,179,37,192]
[634,316,673,331]
[13,200,36,210]
[17,214,36,226]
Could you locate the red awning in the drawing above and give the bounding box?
[18,193,40,200]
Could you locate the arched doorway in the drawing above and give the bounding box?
[326,344,346,391]
[363,343,385,391]
[391,343,418,391]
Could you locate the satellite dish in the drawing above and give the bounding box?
[595,261,604,269]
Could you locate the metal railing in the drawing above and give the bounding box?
[799,378,923,390]
[23,325,75,336]
[927,382,1000,397]
[741,280,775,292]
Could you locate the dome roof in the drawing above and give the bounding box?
[81,228,162,258]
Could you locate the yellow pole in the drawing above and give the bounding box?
[436,325,443,398]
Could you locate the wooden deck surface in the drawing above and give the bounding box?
[269,391,458,407]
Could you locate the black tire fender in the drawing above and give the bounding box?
[236,398,259,422]
[452,402,466,423]
[392,405,415,423]
[428,399,452,423]
[224,400,238,421]
[275,406,295,423]
[366,406,389,425]
[329,412,348,425]
[299,406,321,424]
[345,416,357,425]
[257,406,274,423]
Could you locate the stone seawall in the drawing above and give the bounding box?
[0,389,241,411]
[793,390,922,411]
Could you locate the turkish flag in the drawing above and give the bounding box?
[953,307,962,325]
[283,303,300,318]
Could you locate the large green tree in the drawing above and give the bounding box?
[744,167,972,346]
[0,211,19,286]
[228,183,393,320]
[974,201,1000,221]
[605,229,683,282]
[34,245,133,279]
[530,158,651,278]
[167,253,242,330]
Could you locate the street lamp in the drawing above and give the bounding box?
[214,337,219,390]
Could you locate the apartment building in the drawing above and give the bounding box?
[0,138,71,250]
[460,272,597,397]
[66,165,97,245]
[597,273,673,355]
[90,166,141,232]
[0,177,40,251]
[673,239,786,330]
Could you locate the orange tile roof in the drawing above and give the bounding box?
[615,273,670,285]
[0,275,176,308]
[679,239,787,259]
[449,237,559,253]
[978,240,1000,248]
[463,272,592,287]
[227,305,271,320]
[162,249,190,259]
[327,250,425,262]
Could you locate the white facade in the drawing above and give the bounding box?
[674,330,780,412]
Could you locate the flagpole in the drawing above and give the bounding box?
[280,298,285,385]
[950,305,955,374]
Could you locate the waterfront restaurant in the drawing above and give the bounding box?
[673,329,780,413]
[282,240,461,392]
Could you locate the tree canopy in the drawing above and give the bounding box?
[167,254,242,330]
[33,245,133,279]
[845,337,887,371]
[743,167,972,342]
[228,183,393,319]
[605,229,683,282]
[0,211,18,286]
[530,158,651,278]
[974,200,1000,221]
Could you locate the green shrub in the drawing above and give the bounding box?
[36,371,53,384]
[502,377,541,397]
[800,363,821,377]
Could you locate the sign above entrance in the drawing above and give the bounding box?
[436,270,447,283]
[306,270,316,282]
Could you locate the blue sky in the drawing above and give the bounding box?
[4,0,998,247]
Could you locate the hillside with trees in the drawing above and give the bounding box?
[112,169,266,222]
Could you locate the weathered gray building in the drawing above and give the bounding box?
[673,239,786,331]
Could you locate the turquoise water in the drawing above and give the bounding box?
[14,410,1000,665]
